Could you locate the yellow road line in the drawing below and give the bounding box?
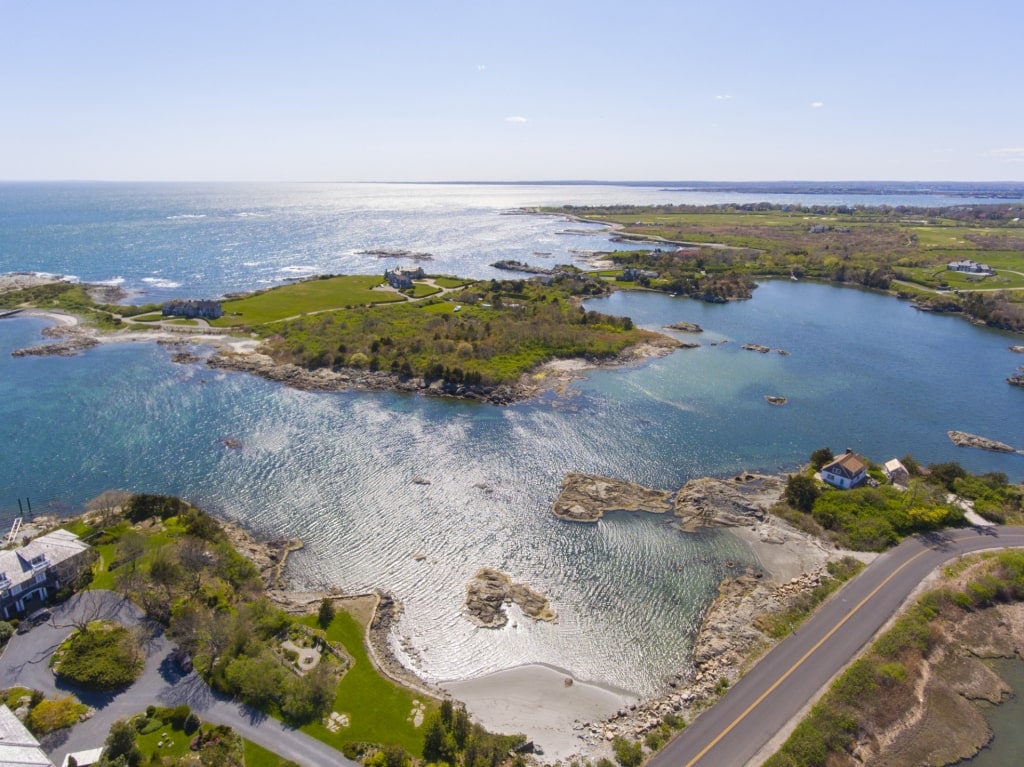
[683,531,1024,767]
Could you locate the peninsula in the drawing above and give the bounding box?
[1,271,678,404]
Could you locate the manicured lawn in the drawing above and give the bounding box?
[297,609,432,754]
[433,276,475,289]
[213,276,406,327]
[409,283,441,298]
[244,739,298,766]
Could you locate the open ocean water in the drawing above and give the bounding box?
[2,182,1023,696]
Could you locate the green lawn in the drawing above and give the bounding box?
[408,282,441,298]
[212,276,406,327]
[298,610,431,754]
[244,739,299,767]
[433,276,475,289]
[87,519,185,590]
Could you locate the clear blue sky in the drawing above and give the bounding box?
[3,0,1022,182]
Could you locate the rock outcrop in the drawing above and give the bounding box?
[551,473,674,522]
[666,321,703,333]
[764,395,787,406]
[674,474,785,532]
[947,430,1021,454]
[462,568,557,628]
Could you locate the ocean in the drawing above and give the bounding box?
[2,182,1023,696]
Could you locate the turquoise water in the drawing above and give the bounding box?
[2,184,1023,695]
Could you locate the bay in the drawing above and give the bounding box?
[1,183,1023,697]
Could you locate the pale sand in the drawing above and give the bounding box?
[443,664,638,760]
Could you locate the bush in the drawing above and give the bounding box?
[26,696,84,735]
[612,737,644,767]
[53,622,143,690]
[0,621,13,643]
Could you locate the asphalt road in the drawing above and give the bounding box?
[0,591,356,767]
[650,525,1024,767]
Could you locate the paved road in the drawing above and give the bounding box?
[0,591,355,767]
[650,525,1024,767]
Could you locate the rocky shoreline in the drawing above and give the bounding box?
[205,337,679,406]
[551,471,785,531]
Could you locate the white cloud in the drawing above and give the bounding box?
[477,64,486,72]
[505,116,528,123]
[989,147,1024,161]
[811,101,825,108]
[714,94,732,101]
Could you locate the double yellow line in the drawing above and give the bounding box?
[683,530,1024,766]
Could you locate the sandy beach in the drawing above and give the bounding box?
[443,664,638,760]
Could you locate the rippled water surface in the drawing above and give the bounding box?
[2,184,1023,695]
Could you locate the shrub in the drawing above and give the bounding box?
[53,622,143,690]
[26,696,85,735]
[0,621,13,643]
[612,737,644,767]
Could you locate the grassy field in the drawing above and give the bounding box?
[298,610,431,754]
[212,276,407,327]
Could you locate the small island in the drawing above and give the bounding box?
[462,567,557,628]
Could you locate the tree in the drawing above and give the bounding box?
[86,489,132,529]
[317,597,335,629]
[115,532,145,574]
[785,474,821,514]
[101,719,142,767]
[809,447,834,471]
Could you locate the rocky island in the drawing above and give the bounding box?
[462,567,557,628]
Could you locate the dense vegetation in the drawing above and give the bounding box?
[51,620,144,690]
[80,493,435,755]
[764,550,1024,767]
[553,203,1024,331]
[258,274,660,385]
[776,453,1024,551]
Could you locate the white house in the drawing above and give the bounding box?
[0,530,93,620]
[821,449,868,490]
[883,458,910,487]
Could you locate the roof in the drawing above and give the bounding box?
[823,451,867,477]
[0,705,54,767]
[0,530,88,592]
[61,748,104,767]
[884,459,907,474]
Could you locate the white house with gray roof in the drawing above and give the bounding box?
[0,530,93,620]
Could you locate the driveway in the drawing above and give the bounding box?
[0,590,355,767]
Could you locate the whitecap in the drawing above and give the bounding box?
[93,276,125,286]
[241,261,261,267]
[141,277,183,289]
[166,214,207,220]
[278,265,319,274]
[234,212,270,218]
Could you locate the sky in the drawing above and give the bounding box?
[2,0,1022,182]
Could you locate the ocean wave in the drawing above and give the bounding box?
[234,212,270,218]
[241,261,261,267]
[92,276,125,286]
[278,265,319,274]
[166,214,207,220]
[141,277,183,289]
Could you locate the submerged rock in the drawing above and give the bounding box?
[764,395,788,406]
